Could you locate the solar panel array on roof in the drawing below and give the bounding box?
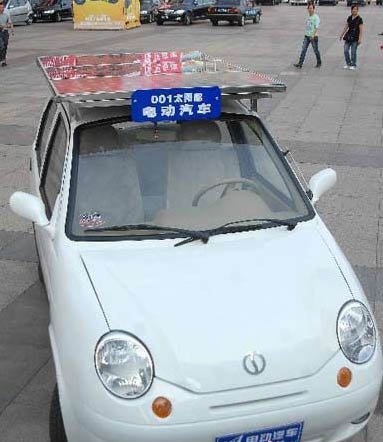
[37,50,286,102]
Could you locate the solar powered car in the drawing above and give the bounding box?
[10,50,383,442]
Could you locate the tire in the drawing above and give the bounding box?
[229,20,235,25]
[156,18,163,25]
[49,385,68,442]
[26,14,33,25]
[183,12,192,25]
[238,14,245,26]
[253,13,260,23]
[54,12,62,22]
[211,18,218,25]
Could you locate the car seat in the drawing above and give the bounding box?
[165,120,240,209]
[73,125,144,234]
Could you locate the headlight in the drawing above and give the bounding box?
[95,331,154,399]
[175,9,185,14]
[44,9,55,13]
[337,301,376,364]
[141,10,147,13]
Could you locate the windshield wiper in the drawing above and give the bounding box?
[85,223,210,245]
[175,218,297,247]
[219,218,297,231]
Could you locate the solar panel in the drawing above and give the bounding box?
[37,50,286,103]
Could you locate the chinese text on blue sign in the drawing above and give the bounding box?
[215,422,304,442]
[132,87,221,123]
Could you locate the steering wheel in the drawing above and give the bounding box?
[192,178,258,207]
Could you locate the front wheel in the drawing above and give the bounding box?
[253,13,260,23]
[183,12,192,25]
[156,18,164,25]
[238,14,245,26]
[26,14,33,25]
[49,385,68,442]
[211,18,218,26]
[54,12,62,22]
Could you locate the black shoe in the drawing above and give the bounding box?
[1,62,7,67]
[315,63,322,68]
[294,63,302,69]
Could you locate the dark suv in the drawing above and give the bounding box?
[140,0,158,22]
[33,0,72,21]
[208,0,261,26]
[156,0,213,25]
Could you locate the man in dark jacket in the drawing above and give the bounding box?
[339,4,363,70]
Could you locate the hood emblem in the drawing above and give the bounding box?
[243,351,266,375]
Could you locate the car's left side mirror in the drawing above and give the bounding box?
[308,168,336,204]
[9,191,49,226]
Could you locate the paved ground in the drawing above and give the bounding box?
[0,3,382,441]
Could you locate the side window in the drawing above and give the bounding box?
[36,101,57,170]
[40,116,68,218]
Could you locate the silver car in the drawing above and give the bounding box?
[5,0,33,25]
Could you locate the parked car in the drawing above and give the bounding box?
[290,0,307,4]
[10,51,383,442]
[156,0,213,25]
[208,0,261,26]
[318,0,338,4]
[4,0,33,25]
[140,0,158,22]
[32,0,72,22]
[346,0,365,5]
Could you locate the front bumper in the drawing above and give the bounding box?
[33,11,55,20]
[157,13,185,22]
[60,350,382,442]
[209,13,242,21]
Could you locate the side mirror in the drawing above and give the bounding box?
[9,192,49,226]
[308,168,336,204]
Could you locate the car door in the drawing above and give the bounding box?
[191,0,202,18]
[36,111,69,297]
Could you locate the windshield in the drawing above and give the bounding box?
[68,116,312,239]
[37,0,58,6]
[141,0,152,7]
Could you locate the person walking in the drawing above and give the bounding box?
[340,4,363,70]
[0,0,13,67]
[294,3,322,69]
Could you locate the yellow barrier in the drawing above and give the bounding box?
[73,0,140,30]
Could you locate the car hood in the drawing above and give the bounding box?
[81,223,351,393]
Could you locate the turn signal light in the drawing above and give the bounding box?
[152,396,172,418]
[337,367,352,388]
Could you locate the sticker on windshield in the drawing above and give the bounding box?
[131,86,221,123]
[79,212,105,229]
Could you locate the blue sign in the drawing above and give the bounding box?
[216,422,304,442]
[131,86,221,123]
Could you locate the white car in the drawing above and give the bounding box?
[290,0,308,5]
[5,0,33,25]
[10,52,383,442]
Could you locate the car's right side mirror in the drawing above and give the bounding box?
[9,191,49,226]
[308,168,336,205]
